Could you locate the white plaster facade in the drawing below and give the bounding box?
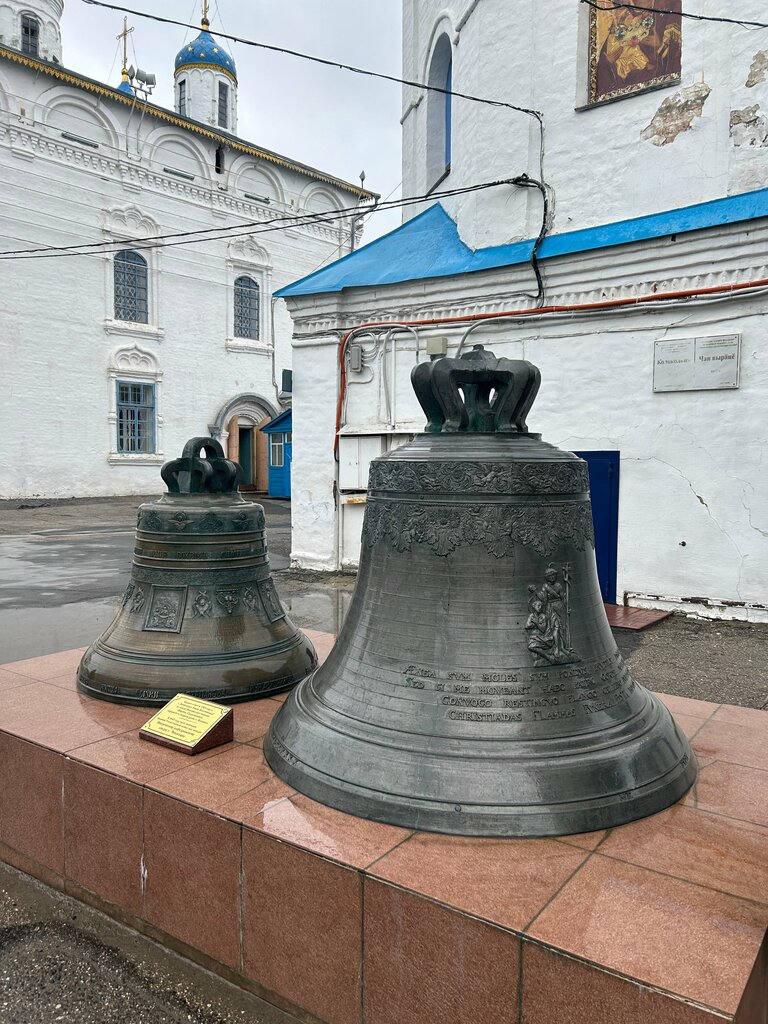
[403,0,768,250]
[282,1,768,623]
[0,0,62,64]
[0,9,371,497]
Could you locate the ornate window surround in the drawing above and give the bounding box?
[107,344,165,466]
[102,205,164,341]
[225,237,273,354]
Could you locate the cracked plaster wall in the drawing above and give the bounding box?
[289,282,768,619]
[402,0,768,249]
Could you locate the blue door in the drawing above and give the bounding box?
[572,451,620,604]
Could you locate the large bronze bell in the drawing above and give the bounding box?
[266,347,696,837]
[79,438,316,706]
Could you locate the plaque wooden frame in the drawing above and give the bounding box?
[140,694,234,755]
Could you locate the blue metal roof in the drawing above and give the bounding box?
[175,29,237,81]
[262,409,292,434]
[276,188,768,298]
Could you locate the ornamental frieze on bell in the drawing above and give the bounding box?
[266,346,696,837]
[78,437,316,706]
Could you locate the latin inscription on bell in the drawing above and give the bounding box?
[267,346,697,837]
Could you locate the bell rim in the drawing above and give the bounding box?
[264,729,698,838]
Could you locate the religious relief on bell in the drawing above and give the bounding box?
[588,0,682,105]
[526,565,578,668]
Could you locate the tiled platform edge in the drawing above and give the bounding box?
[0,635,766,1024]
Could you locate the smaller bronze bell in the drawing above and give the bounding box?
[79,437,316,706]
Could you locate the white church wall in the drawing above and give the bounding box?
[0,57,360,498]
[285,229,768,621]
[402,0,768,250]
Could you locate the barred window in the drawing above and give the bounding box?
[21,15,40,57]
[117,382,156,454]
[234,275,259,340]
[218,81,229,129]
[114,250,149,324]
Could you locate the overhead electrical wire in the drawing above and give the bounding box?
[580,0,768,30]
[0,178,522,259]
[80,0,544,122]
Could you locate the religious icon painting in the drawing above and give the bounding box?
[588,0,682,105]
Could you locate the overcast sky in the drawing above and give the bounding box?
[61,0,404,239]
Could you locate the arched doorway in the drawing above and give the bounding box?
[209,393,281,493]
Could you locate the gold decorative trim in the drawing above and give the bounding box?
[0,46,374,198]
[175,61,237,83]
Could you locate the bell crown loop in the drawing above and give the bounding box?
[160,437,241,495]
[412,345,542,435]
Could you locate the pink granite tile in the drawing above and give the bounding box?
[64,760,143,916]
[371,832,588,931]
[692,718,768,772]
[364,877,520,1024]
[143,790,241,968]
[1,649,86,681]
[654,692,721,721]
[239,791,410,869]
[0,733,64,872]
[712,705,768,729]
[600,803,768,904]
[242,828,361,1024]
[528,855,768,1015]
[303,630,336,666]
[224,699,279,744]
[147,744,276,816]
[69,729,232,783]
[45,670,79,691]
[0,668,37,693]
[555,830,608,852]
[0,683,147,752]
[684,761,768,828]
[522,941,723,1024]
[673,713,709,740]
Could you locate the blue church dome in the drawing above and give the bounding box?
[175,28,237,81]
[116,77,134,97]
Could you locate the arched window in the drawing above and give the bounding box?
[21,14,40,57]
[234,276,260,340]
[426,34,453,188]
[178,79,187,117]
[114,250,149,324]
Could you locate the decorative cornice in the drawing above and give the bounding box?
[3,125,351,245]
[175,61,237,83]
[0,46,374,199]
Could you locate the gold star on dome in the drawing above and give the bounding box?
[188,46,193,51]
[214,47,219,53]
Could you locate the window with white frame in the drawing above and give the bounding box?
[178,79,187,117]
[234,275,260,340]
[114,250,149,323]
[270,434,284,468]
[21,15,40,57]
[116,381,156,454]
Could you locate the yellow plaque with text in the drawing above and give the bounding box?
[140,694,234,755]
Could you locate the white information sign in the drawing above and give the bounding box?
[653,335,741,393]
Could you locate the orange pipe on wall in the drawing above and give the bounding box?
[332,274,768,451]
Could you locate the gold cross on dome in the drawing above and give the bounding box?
[117,16,134,74]
[202,0,210,26]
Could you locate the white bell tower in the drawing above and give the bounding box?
[0,0,64,64]
[173,1,238,134]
